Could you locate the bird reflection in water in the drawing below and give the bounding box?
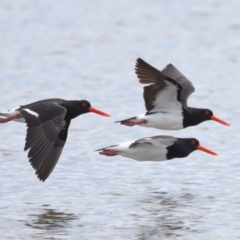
[135,191,198,239]
[25,206,78,237]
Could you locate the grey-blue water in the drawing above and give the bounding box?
[0,0,239,239]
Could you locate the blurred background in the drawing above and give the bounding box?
[0,0,239,239]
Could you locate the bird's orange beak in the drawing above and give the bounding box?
[211,115,230,126]
[197,145,218,156]
[89,107,111,117]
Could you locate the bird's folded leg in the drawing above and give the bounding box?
[120,119,147,126]
[99,150,119,156]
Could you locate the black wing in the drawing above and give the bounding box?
[35,120,71,181]
[135,58,167,84]
[20,102,67,176]
[162,64,195,106]
[135,58,182,113]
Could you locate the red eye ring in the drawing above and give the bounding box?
[191,140,196,145]
[82,103,86,107]
[205,111,209,115]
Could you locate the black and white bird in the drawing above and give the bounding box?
[0,98,110,181]
[116,58,230,130]
[96,135,217,161]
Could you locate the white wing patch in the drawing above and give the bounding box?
[23,108,39,117]
[150,81,182,113]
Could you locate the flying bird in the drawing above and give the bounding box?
[0,98,110,181]
[116,58,230,130]
[96,135,217,161]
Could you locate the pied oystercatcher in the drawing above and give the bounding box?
[96,135,217,161]
[116,58,230,130]
[0,98,110,181]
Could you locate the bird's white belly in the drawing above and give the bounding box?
[122,145,168,161]
[138,112,183,130]
[108,142,168,161]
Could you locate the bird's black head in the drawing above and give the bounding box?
[184,138,200,153]
[79,100,91,113]
[65,100,110,119]
[197,108,214,122]
[166,137,217,160]
[183,107,230,128]
[78,100,110,117]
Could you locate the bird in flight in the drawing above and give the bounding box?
[116,58,230,130]
[0,98,110,181]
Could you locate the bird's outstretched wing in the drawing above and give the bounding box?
[35,119,71,181]
[135,58,182,113]
[20,101,67,180]
[162,64,195,106]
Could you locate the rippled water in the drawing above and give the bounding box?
[0,0,240,239]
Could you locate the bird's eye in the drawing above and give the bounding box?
[205,111,209,115]
[82,103,87,107]
[191,140,196,145]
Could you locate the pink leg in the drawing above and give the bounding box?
[0,114,20,124]
[99,150,119,156]
[120,119,147,127]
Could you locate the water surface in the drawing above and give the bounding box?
[0,0,240,239]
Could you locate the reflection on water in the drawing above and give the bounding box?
[25,206,78,239]
[135,191,198,239]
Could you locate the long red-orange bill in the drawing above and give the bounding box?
[197,145,218,156]
[89,107,111,117]
[211,115,230,126]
